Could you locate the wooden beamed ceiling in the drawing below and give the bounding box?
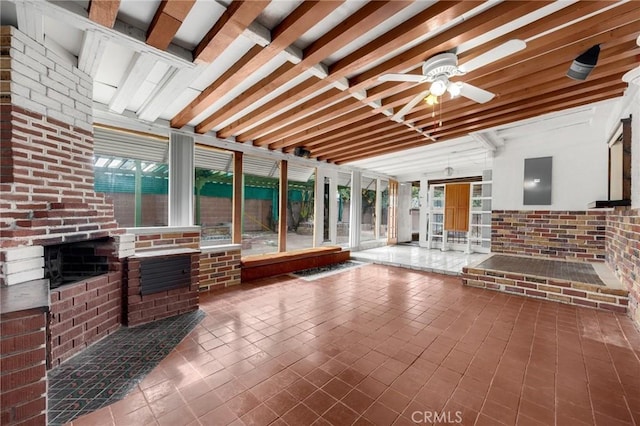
[84,0,639,165]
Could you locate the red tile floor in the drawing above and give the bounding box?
[69,264,640,426]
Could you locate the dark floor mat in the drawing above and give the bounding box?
[475,255,604,285]
[47,310,204,425]
[290,261,366,280]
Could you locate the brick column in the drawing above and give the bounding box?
[0,308,48,425]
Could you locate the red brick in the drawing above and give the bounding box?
[0,364,46,392]
[0,348,46,372]
[598,303,626,313]
[572,298,597,308]
[0,330,45,355]
[563,289,587,298]
[0,314,45,337]
[0,380,45,407]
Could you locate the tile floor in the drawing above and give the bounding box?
[351,245,490,275]
[68,264,640,426]
[48,310,204,425]
[474,255,604,285]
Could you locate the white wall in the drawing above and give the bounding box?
[493,122,609,211]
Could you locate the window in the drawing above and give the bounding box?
[287,164,315,250]
[380,180,389,239]
[337,172,351,246]
[242,155,280,256]
[93,127,169,227]
[194,145,233,246]
[361,176,376,242]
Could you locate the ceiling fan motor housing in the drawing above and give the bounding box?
[422,53,465,82]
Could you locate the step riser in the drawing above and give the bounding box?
[462,268,629,313]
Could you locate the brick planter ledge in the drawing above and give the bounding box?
[462,264,629,313]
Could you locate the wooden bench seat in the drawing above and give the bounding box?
[241,246,350,281]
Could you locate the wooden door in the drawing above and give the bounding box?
[444,183,470,232]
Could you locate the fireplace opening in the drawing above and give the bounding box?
[44,237,111,289]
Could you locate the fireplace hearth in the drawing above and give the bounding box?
[44,238,111,289]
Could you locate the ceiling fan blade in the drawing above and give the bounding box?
[391,90,430,122]
[459,83,495,104]
[378,74,426,83]
[459,39,527,73]
[622,66,640,83]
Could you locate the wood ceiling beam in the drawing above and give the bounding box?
[88,0,120,28]
[194,1,411,135]
[379,3,639,114]
[216,1,472,138]
[332,94,626,164]
[350,1,552,91]
[426,70,634,133]
[307,122,407,154]
[283,116,392,152]
[237,88,348,142]
[332,1,478,77]
[218,78,326,140]
[193,0,269,64]
[408,40,639,125]
[427,87,627,143]
[146,0,196,50]
[331,89,625,164]
[314,127,420,160]
[172,1,338,128]
[319,133,429,162]
[252,97,363,146]
[462,3,640,82]
[456,1,613,67]
[267,107,380,150]
[330,135,434,164]
[386,24,638,124]
[246,1,551,150]
[423,79,629,138]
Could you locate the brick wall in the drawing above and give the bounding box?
[199,247,241,291]
[125,253,199,327]
[49,271,121,367]
[132,229,200,251]
[462,267,628,313]
[492,210,606,261]
[106,193,169,228]
[606,207,640,328]
[0,26,120,250]
[198,196,232,226]
[243,199,274,232]
[0,308,47,425]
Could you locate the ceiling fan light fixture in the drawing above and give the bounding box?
[425,94,438,105]
[567,44,600,81]
[430,76,448,97]
[448,81,463,98]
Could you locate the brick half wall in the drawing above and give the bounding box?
[606,208,640,328]
[0,308,47,425]
[492,210,606,261]
[125,253,199,327]
[199,247,241,291]
[49,271,121,367]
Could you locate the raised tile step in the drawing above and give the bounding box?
[462,254,629,313]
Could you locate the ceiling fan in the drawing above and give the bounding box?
[621,34,640,84]
[379,40,527,121]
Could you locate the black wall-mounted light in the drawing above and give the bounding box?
[294,147,311,158]
[567,44,600,81]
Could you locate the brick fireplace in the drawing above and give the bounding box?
[0,26,129,425]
